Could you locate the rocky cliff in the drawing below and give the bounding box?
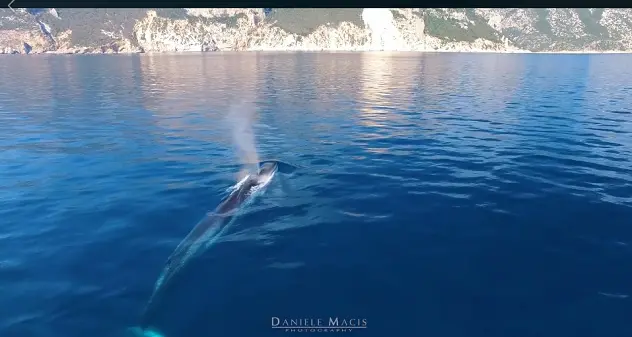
[2,8,632,54]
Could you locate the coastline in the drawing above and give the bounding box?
[3,49,632,56]
[4,8,632,57]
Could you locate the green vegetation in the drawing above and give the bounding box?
[266,9,364,36]
[423,11,501,43]
[390,10,406,21]
[594,39,624,50]
[424,13,470,41]
[465,9,502,43]
[576,8,609,39]
[533,9,553,37]
[591,8,605,22]
[154,9,187,20]
[214,14,246,28]
[188,13,247,29]
[46,9,147,46]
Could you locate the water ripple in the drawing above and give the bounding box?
[0,53,631,337]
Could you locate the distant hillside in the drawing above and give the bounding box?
[1,8,632,54]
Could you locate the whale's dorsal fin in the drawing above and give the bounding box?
[258,160,302,174]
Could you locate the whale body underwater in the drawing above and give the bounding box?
[130,161,280,337]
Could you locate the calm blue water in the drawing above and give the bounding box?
[1,53,631,337]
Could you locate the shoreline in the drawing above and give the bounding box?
[2,49,632,56]
[4,9,632,57]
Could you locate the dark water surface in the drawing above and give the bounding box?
[1,53,631,337]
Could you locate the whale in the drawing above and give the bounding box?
[130,161,279,337]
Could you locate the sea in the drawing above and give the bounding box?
[0,52,631,337]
